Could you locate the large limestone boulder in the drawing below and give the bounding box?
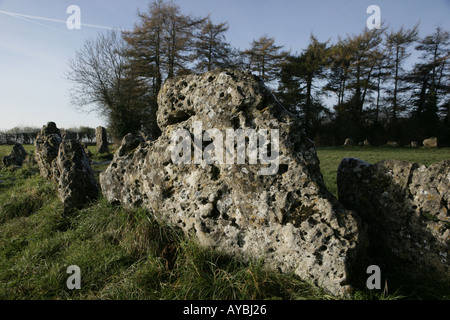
[2,143,28,167]
[337,158,449,283]
[100,69,367,296]
[34,122,62,180]
[52,138,99,213]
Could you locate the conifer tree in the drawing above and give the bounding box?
[278,35,330,136]
[242,35,288,83]
[385,25,419,124]
[194,19,236,72]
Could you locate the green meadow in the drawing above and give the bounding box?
[317,146,450,198]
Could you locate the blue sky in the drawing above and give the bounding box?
[0,0,449,130]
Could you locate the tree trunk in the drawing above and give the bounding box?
[392,46,400,123]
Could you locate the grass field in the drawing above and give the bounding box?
[317,146,450,197]
[0,144,449,300]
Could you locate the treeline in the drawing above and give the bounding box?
[0,126,112,145]
[66,0,450,146]
[279,26,450,146]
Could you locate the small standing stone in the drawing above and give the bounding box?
[52,138,99,213]
[2,143,28,167]
[423,137,438,148]
[96,126,109,154]
[387,141,399,147]
[344,138,354,146]
[34,122,98,213]
[34,122,62,180]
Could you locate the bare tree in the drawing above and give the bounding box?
[66,31,158,140]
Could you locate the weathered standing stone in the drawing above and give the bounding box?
[2,143,28,167]
[34,122,62,180]
[96,126,109,154]
[337,158,450,283]
[386,141,399,147]
[34,122,98,212]
[39,121,62,137]
[423,137,438,148]
[52,138,99,213]
[100,69,367,296]
[344,138,354,146]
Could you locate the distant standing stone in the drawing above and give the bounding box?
[96,126,109,154]
[34,122,62,180]
[423,137,438,148]
[2,143,28,167]
[344,138,354,146]
[387,141,399,147]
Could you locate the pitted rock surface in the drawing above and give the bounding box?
[34,122,98,212]
[34,122,62,180]
[52,138,99,213]
[100,69,367,296]
[338,158,449,282]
